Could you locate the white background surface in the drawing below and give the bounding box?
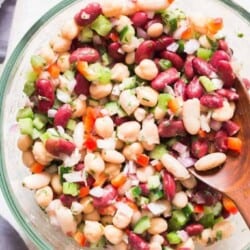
[0,0,250,249]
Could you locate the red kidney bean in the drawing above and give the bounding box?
[184,55,195,79]
[216,60,235,88]
[60,194,77,208]
[158,120,186,138]
[185,77,204,99]
[218,39,230,53]
[87,174,95,187]
[215,130,228,152]
[74,73,90,96]
[155,36,174,51]
[45,138,76,156]
[210,50,230,69]
[200,93,224,109]
[174,79,186,99]
[74,163,84,171]
[162,171,176,201]
[93,185,118,207]
[112,116,131,126]
[108,42,125,61]
[160,51,184,71]
[135,40,156,64]
[216,88,239,101]
[131,12,148,27]
[192,57,216,78]
[139,183,150,196]
[222,120,240,136]
[191,139,209,159]
[191,190,218,206]
[74,2,102,26]
[127,231,149,250]
[185,223,204,236]
[54,104,72,128]
[151,67,179,91]
[36,79,54,113]
[69,47,100,63]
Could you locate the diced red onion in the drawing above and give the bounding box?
[48,109,57,118]
[148,202,167,215]
[172,142,187,154]
[136,27,149,39]
[97,138,116,150]
[90,187,105,197]
[177,230,189,242]
[211,78,223,90]
[115,202,134,218]
[177,156,196,168]
[150,159,159,166]
[63,171,85,183]
[146,11,155,19]
[167,42,179,52]
[210,119,222,131]
[73,122,84,149]
[93,35,102,44]
[62,149,81,167]
[184,39,200,55]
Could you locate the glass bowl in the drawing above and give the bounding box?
[0,0,250,249]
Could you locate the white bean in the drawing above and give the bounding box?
[90,83,112,100]
[212,101,235,122]
[161,154,190,180]
[84,221,104,243]
[122,37,140,53]
[95,116,114,138]
[84,210,101,221]
[148,218,168,235]
[117,121,140,143]
[131,210,142,225]
[55,206,77,235]
[172,191,188,209]
[101,0,123,17]
[46,199,62,217]
[22,150,35,168]
[35,186,53,209]
[80,196,95,214]
[119,90,140,115]
[135,59,159,81]
[115,15,132,32]
[200,228,214,245]
[72,98,86,118]
[111,63,130,82]
[102,149,125,164]
[39,46,56,65]
[104,225,124,245]
[182,98,201,135]
[113,242,128,250]
[136,166,155,183]
[147,23,164,38]
[84,152,105,174]
[51,174,63,195]
[154,106,166,120]
[149,242,162,250]
[123,142,144,161]
[125,52,135,65]
[212,220,234,239]
[181,174,197,189]
[61,19,79,40]
[22,172,51,190]
[194,152,226,171]
[151,235,164,244]
[199,35,212,49]
[57,53,70,72]
[134,108,147,122]
[136,0,170,11]
[113,209,133,229]
[71,201,84,215]
[136,86,159,107]
[178,238,195,250]
[51,36,71,53]
[32,141,54,166]
[105,163,122,180]
[142,141,155,151]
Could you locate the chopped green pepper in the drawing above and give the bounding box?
[91,15,112,36]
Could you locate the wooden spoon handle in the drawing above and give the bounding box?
[227,188,250,228]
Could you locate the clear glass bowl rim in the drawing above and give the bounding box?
[0,0,250,249]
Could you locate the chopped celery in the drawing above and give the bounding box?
[33,114,48,130]
[86,63,111,84]
[64,70,75,81]
[18,118,33,136]
[23,81,35,96]
[158,59,172,70]
[163,247,174,250]
[56,89,71,103]
[168,210,188,231]
[158,93,173,111]
[182,203,194,217]
[59,166,72,182]
[30,55,46,69]
[101,52,110,66]
[78,26,93,42]
[40,128,59,143]
[166,232,182,244]
[199,213,215,228]
[119,25,135,43]
[63,182,79,196]
[104,101,126,117]
[120,76,137,90]
[133,216,151,234]
[197,48,213,60]
[147,175,161,190]
[91,15,112,36]
[199,76,217,92]
[150,189,164,202]
[130,186,141,199]
[66,119,76,131]
[26,70,38,82]
[16,107,34,121]
[138,196,149,206]
[32,128,44,140]
[149,144,167,160]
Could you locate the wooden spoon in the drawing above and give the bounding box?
[190,78,250,228]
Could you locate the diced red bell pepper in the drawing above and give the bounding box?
[136,154,150,167]
[84,135,97,151]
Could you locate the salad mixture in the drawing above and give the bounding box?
[16,0,241,249]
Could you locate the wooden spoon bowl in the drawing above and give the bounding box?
[190,79,250,228]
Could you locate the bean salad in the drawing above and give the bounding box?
[16,0,241,249]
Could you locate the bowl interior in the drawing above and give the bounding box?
[0,0,250,249]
